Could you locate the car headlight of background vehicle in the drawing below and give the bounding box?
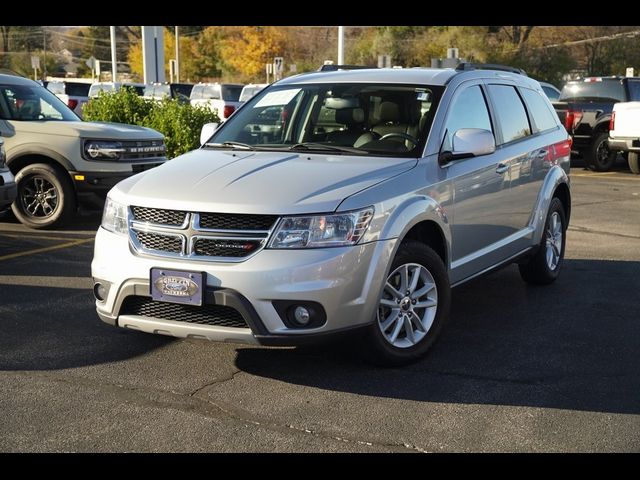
[101,197,128,235]
[83,140,125,160]
[268,207,374,249]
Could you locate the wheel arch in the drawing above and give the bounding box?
[530,165,571,244]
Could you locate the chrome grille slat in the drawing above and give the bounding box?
[129,206,278,262]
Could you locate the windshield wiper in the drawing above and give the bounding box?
[204,141,255,150]
[289,142,364,154]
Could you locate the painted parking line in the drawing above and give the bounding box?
[0,232,86,242]
[0,238,93,262]
[0,275,92,289]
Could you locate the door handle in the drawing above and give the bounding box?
[496,163,509,174]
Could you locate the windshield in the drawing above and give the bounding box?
[144,84,170,98]
[0,83,80,121]
[560,80,626,102]
[209,83,441,157]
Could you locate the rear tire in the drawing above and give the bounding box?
[628,152,640,174]
[519,197,566,285]
[361,240,451,367]
[11,163,76,229]
[587,132,617,172]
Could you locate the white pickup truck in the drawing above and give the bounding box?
[608,102,640,174]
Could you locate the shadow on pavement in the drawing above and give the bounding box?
[0,284,173,371]
[234,259,640,415]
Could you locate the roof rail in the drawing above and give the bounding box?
[455,63,527,76]
[318,64,376,72]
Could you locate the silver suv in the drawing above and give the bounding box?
[92,64,571,365]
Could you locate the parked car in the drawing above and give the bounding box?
[143,82,194,103]
[608,101,640,173]
[239,83,269,103]
[0,137,17,212]
[88,82,145,98]
[189,82,244,120]
[539,81,561,101]
[553,76,640,171]
[0,73,167,228]
[92,63,571,366]
[45,79,91,117]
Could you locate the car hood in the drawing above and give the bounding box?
[111,149,417,214]
[10,120,163,140]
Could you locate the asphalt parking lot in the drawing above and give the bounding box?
[0,166,639,452]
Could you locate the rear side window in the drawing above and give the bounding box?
[487,84,531,144]
[442,85,493,151]
[520,88,558,132]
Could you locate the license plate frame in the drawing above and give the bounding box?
[150,268,205,306]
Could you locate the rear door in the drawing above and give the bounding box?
[483,83,539,246]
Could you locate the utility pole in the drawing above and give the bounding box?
[338,26,345,64]
[175,26,180,83]
[110,26,117,83]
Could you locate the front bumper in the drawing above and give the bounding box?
[608,137,640,153]
[0,170,17,208]
[72,162,164,199]
[91,227,397,345]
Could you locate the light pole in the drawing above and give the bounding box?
[338,26,345,64]
[110,26,117,82]
[175,26,180,83]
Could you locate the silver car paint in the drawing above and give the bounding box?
[93,67,570,342]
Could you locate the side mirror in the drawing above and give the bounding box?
[439,128,495,164]
[200,122,219,146]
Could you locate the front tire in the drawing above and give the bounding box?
[11,163,76,229]
[628,152,640,174]
[588,132,617,172]
[519,197,566,285]
[362,240,451,367]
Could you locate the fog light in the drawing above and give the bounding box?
[93,282,107,301]
[294,306,310,325]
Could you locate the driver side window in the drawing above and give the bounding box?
[442,85,493,152]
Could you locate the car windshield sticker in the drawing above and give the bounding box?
[254,89,301,108]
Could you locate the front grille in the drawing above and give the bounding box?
[136,231,182,253]
[120,296,247,328]
[120,140,166,160]
[199,213,277,231]
[132,206,187,226]
[194,238,262,258]
[129,206,277,261]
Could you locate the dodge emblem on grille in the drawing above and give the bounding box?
[154,276,199,297]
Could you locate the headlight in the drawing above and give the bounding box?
[101,197,128,235]
[268,207,374,249]
[83,140,125,160]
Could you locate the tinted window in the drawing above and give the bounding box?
[442,85,492,151]
[221,85,242,102]
[65,82,90,96]
[627,80,640,101]
[487,84,531,144]
[560,80,626,102]
[171,84,193,99]
[521,88,558,132]
[0,84,78,121]
[541,85,560,101]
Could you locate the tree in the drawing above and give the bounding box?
[218,26,287,82]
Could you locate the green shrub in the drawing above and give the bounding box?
[82,89,220,159]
